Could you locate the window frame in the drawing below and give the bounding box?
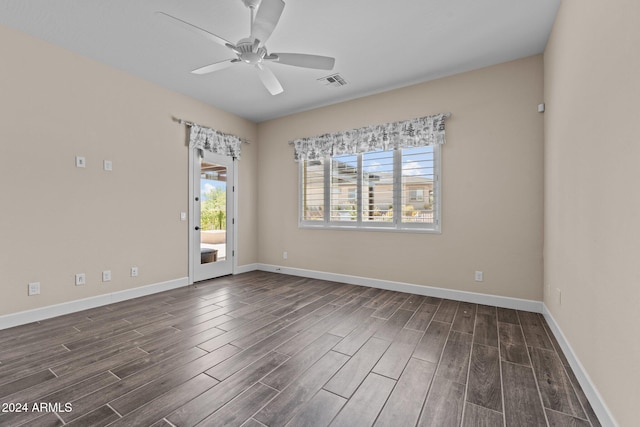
[298,145,441,233]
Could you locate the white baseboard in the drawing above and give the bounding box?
[235,263,259,274]
[257,263,543,313]
[543,305,618,427]
[0,277,189,331]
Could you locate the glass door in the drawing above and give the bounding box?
[191,150,234,282]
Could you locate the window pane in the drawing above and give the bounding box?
[302,160,325,221]
[330,154,357,221]
[362,150,394,223]
[402,146,435,224]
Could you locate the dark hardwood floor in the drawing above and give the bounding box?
[0,271,601,426]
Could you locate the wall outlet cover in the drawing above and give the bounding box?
[28,282,41,296]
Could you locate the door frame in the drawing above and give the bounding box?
[188,147,238,284]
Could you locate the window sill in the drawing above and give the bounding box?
[298,223,441,234]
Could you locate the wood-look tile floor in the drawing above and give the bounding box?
[0,271,601,427]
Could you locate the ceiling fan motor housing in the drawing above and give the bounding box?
[236,38,267,64]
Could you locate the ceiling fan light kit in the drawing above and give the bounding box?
[157,0,336,95]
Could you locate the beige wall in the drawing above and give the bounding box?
[257,55,544,301]
[544,1,640,425]
[0,25,258,316]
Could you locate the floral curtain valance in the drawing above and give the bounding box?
[292,112,451,162]
[189,124,243,159]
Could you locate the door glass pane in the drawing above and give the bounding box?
[200,160,227,264]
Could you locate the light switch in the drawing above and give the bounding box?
[104,160,113,171]
[102,270,111,282]
[75,156,86,168]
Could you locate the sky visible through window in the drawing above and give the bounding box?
[333,146,434,175]
[201,180,225,200]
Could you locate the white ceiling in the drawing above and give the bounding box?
[0,0,560,123]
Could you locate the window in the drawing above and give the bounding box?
[330,154,358,221]
[299,145,440,232]
[409,189,424,202]
[362,150,394,224]
[301,160,324,221]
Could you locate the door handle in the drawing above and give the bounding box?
[195,226,201,231]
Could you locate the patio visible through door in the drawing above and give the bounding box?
[191,150,234,282]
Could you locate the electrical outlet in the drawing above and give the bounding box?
[28,282,41,296]
[131,266,138,277]
[102,270,111,282]
[474,271,484,282]
[75,273,86,286]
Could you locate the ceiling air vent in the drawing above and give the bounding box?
[317,73,348,88]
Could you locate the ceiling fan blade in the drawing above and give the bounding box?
[155,12,233,48]
[250,0,285,46]
[255,64,283,95]
[191,59,237,75]
[269,53,335,70]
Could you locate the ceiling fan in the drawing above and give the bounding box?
[157,0,335,95]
